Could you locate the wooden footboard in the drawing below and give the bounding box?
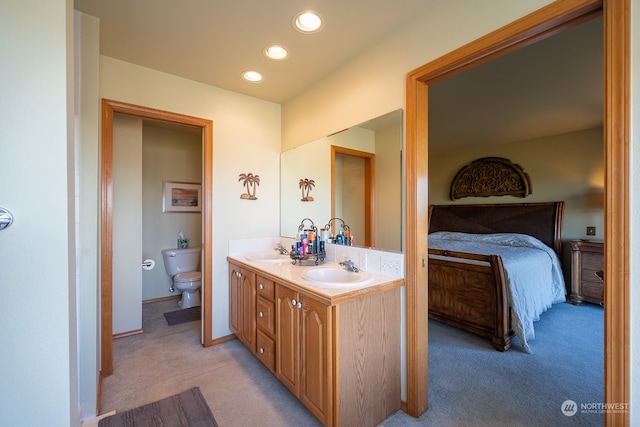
[428,249,512,351]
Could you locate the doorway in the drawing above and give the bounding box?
[100,99,214,376]
[403,1,630,426]
[331,145,374,247]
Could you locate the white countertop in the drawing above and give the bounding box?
[227,252,404,305]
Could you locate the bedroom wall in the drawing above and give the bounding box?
[428,126,604,282]
[428,126,604,243]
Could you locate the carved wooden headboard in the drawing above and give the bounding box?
[449,157,532,200]
[428,202,564,257]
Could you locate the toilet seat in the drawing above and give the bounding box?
[174,271,201,282]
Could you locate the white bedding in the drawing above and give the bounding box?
[428,231,566,353]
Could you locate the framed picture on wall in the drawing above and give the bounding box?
[162,181,202,213]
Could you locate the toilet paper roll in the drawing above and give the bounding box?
[142,258,155,270]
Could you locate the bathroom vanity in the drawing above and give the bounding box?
[227,253,403,427]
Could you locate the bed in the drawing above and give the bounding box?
[427,202,566,352]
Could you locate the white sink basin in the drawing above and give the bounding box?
[245,252,289,263]
[302,267,372,287]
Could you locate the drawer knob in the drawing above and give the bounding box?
[259,283,264,290]
[259,311,264,318]
[259,347,264,354]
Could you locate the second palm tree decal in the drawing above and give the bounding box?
[238,172,260,200]
[299,178,315,201]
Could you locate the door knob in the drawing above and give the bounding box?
[0,207,13,231]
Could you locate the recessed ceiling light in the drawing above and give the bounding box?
[242,71,263,82]
[264,45,289,60]
[293,11,323,33]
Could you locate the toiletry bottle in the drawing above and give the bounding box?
[308,232,316,254]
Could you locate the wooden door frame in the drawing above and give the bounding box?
[331,145,375,247]
[404,1,630,426]
[100,99,214,376]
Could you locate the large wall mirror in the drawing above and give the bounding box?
[280,109,403,252]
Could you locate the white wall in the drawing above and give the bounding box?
[99,56,282,340]
[75,10,100,421]
[112,115,144,334]
[0,0,75,426]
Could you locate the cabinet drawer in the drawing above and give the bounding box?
[582,252,604,270]
[256,295,276,336]
[583,281,603,301]
[256,329,275,373]
[256,275,275,300]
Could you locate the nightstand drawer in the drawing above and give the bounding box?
[581,252,603,273]
[582,281,603,301]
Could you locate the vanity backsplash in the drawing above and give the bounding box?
[228,236,404,279]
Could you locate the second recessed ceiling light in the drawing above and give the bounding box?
[264,45,289,60]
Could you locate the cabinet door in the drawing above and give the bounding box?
[239,269,256,351]
[228,263,242,335]
[299,295,331,424]
[276,284,299,395]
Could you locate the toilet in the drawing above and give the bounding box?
[161,247,202,309]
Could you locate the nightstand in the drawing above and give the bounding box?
[569,240,604,305]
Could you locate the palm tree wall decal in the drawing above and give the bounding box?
[238,172,260,200]
[299,178,315,201]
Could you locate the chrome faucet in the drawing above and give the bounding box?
[339,259,359,272]
[274,242,288,254]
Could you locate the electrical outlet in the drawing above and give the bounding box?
[381,256,401,276]
[586,226,596,236]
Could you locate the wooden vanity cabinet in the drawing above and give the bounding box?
[228,262,256,351]
[228,259,401,427]
[276,284,331,425]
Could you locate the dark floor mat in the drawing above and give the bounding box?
[99,387,217,426]
[163,306,201,326]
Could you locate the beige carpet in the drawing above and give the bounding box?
[100,299,322,427]
[98,299,601,426]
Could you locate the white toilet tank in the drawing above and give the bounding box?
[161,247,201,276]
